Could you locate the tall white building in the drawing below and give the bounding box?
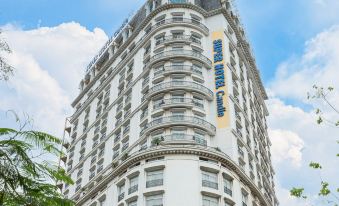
[60,1,279,206]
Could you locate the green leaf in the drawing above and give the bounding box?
[317,117,323,124]
[290,188,306,198]
[309,162,322,169]
[319,181,331,196]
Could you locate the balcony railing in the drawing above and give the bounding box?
[153,98,204,110]
[140,115,216,136]
[146,179,163,188]
[128,185,138,194]
[113,152,119,160]
[224,187,233,196]
[155,35,201,47]
[160,134,207,146]
[143,81,213,101]
[154,18,208,34]
[202,180,218,189]
[122,143,129,151]
[153,65,203,78]
[145,50,212,69]
[118,192,125,202]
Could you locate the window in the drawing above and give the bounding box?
[191,33,201,44]
[191,15,201,25]
[145,44,151,55]
[194,131,206,146]
[146,170,164,188]
[172,31,184,39]
[172,13,184,22]
[171,75,185,81]
[146,194,163,206]
[171,128,186,140]
[242,192,248,206]
[156,15,166,26]
[98,199,105,206]
[172,93,185,102]
[223,177,233,196]
[128,201,137,206]
[193,95,204,108]
[129,176,139,194]
[118,184,125,202]
[155,35,165,45]
[202,171,218,189]
[172,110,185,116]
[202,195,218,206]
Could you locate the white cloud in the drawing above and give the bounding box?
[269,25,339,104]
[269,129,304,168]
[268,25,339,205]
[0,22,108,135]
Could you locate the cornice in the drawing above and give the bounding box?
[74,145,273,206]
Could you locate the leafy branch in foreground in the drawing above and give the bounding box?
[0,113,74,206]
[0,29,14,81]
[290,86,339,205]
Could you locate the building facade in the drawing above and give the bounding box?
[60,0,279,206]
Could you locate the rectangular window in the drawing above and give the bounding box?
[202,195,218,206]
[128,201,137,206]
[146,170,164,188]
[146,194,163,206]
[171,128,186,140]
[172,14,184,22]
[242,192,248,205]
[223,178,233,196]
[202,171,218,189]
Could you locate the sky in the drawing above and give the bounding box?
[0,0,339,205]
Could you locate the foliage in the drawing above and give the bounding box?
[0,112,74,206]
[290,86,339,205]
[151,137,163,146]
[0,30,14,81]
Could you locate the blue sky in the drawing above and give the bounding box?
[2,0,339,83]
[1,0,339,205]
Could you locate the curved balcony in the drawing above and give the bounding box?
[142,81,213,102]
[140,115,216,136]
[156,134,207,146]
[154,18,209,35]
[145,50,212,69]
[153,98,204,110]
[155,35,201,47]
[153,65,203,78]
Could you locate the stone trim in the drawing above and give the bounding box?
[74,146,272,206]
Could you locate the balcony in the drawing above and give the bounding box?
[140,116,216,136]
[160,134,207,146]
[118,192,125,202]
[153,65,203,79]
[224,187,233,196]
[146,179,163,188]
[128,185,138,194]
[113,152,119,160]
[122,142,129,151]
[238,147,245,159]
[89,172,95,180]
[97,165,103,173]
[202,180,218,189]
[114,134,121,143]
[145,50,212,69]
[155,35,201,47]
[143,81,213,101]
[169,0,188,4]
[153,98,204,111]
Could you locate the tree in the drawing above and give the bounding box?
[0,29,14,81]
[290,85,339,205]
[0,112,74,206]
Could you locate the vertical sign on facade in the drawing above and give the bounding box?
[212,31,230,129]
